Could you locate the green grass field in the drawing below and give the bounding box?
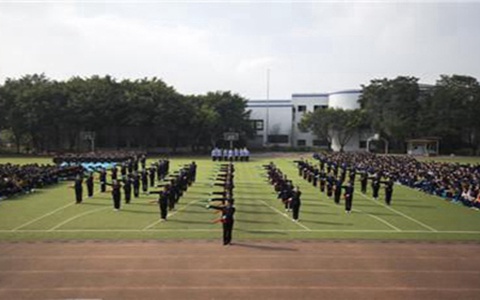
[0,155,479,241]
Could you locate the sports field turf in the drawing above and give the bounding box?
[0,155,479,241]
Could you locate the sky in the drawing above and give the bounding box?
[1,1,479,99]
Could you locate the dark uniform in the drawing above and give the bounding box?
[74,176,83,203]
[106,180,121,211]
[209,202,236,246]
[85,173,94,198]
[99,169,107,193]
[123,177,132,204]
[383,179,394,206]
[344,182,354,213]
[290,188,302,221]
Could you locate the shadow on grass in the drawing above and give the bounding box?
[301,219,352,226]
[393,204,435,209]
[232,241,297,251]
[235,228,287,236]
[236,219,279,225]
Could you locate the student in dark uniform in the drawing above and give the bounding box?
[85,172,94,198]
[383,179,394,206]
[326,173,334,198]
[123,177,132,204]
[334,179,343,205]
[208,200,236,246]
[371,175,381,200]
[344,181,354,213]
[132,172,140,198]
[151,185,170,221]
[360,172,368,194]
[149,167,156,187]
[99,168,107,193]
[141,170,148,193]
[106,179,121,211]
[319,171,326,193]
[73,175,83,204]
[290,186,302,221]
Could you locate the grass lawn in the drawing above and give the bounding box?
[0,155,479,241]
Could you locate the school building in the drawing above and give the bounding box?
[247,89,371,152]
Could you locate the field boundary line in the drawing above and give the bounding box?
[259,200,312,231]
[12,202,75,231]
[48,206,109,231]
[142,199,200,231]
[357,192,437,232]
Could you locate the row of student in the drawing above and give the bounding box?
[206,162,236,245]
[264,162,302,221]
[73,161,196,214]
[211,147,250,162]
[0,163,82,200]
[312,152,479,210]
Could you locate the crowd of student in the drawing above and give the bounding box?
[312,152,480,210]
[0,163,82,200]
[53,151,147,165]
[210,147,250,162]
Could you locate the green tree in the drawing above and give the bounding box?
[359,76,420,151]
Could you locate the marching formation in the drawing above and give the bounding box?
[264,162,302,221]
[207,162,236,245]
[150,162,197,221]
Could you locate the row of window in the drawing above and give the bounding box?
[297,105,328,113]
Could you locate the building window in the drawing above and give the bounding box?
[313,139,330,147]
[314,105,328,111]
[268,135,289,144]
[297,139,306,146]
[297,105,307,112]
[359,141,367,148]
[250,120,264,131]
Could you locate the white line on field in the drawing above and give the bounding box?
[356,192,437,232]
[13,202,75,231]
[259,200,312,231]
[13,189,105,231]
[48,207,109,231]
[142,199,200,231]
[353,208,402,232]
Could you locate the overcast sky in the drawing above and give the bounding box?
[1,1,479,99]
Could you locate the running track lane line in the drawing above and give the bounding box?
[0,286,479,292]
[13,189,103,231]
[48,206,110,231]
[357,192,437,232]
[259,200,312,231]
[142,199,200,231]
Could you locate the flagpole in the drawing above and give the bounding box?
[265,68,270,147]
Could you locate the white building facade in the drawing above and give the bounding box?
[247,89,368,151]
